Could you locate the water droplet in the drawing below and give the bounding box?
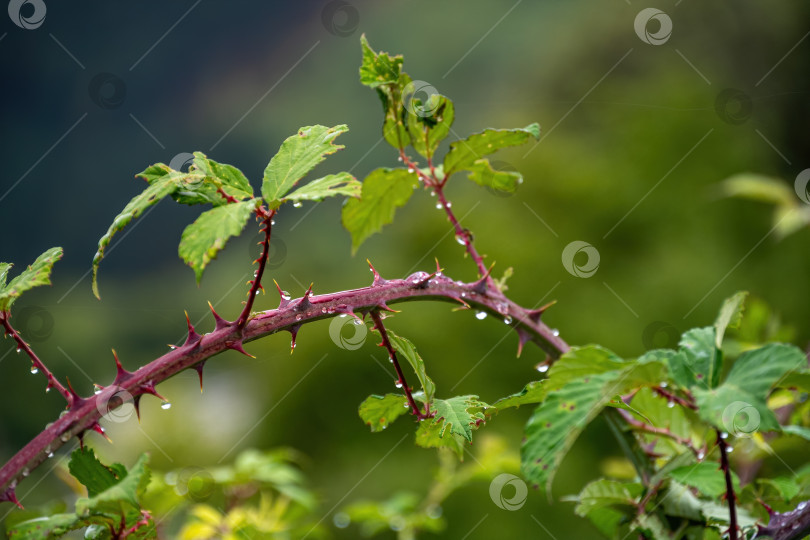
[551,328,560,337]
[436,203,443,209]
[16,347,21,354]
[697,451,705,460]
[94,386,103,395]
[397,156,403,162]
[394,381,403,389]
[536,364,550,373]
[59,410,69,418]
[47,452,54,458]
[168,344,177,349]
[496,302,508,315]
[60,433,70,442]
[379,312,388,319]
[426,504,443,519]
[281,291,291,301]
[45,386,51,393]
[30,365,38,374]
[403,402,410,408]
[407,167,414,173]
[659,381,668,388]
[430,191,436,197]
[503,316,513,324]
[726,445,734,453]
[333,512,351,529]
[161,401,172,410]
[254,290,261,296]
[475,311,487,320]
[720,432,729,439]
[667,400,675,408]
[455,234,466,246]
[270,219,276,226]
[21,468,29,477]
[295,314,303,321]
[460,292,467,298]
[321,308,327,314]
[445,202,452,208]
[292,201,302,208]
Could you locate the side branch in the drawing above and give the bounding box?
[0,270,568,504]
[237,209,275,329]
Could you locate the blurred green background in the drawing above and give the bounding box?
[1,1,808,537]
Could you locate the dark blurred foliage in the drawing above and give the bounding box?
[1,1,808,537]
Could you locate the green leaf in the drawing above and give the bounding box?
[414,417,466,459]
[358,394,409,432]
[668,327,721,390]
[7,513,85,539]
[261,125,349,206]
[721,173,796,206]
[283,172,361,204]
[341,168,419,253]
[776,370,810,393]
[188,152,254,203]
[68,447,122,497]
[93,170,188,298]
[463,159,523,194]
[714,291,748,348]
[693,343,806,433]
[662,480,704,521]
[758,477,801,502]
[76,453,151,514]
[386,331,436,403]
[669,462,740,498]
[572,479,638,517]
[359,34,404,89]
[491,381,546,411]
[428,395,488,442]
[0,247,63,312]
[178,200,257,284]
[782,425,810,441]
[406,95,454,158]
[442,123,540,176]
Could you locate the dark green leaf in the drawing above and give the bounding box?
[782,425,810,441]
[68,447,122,497]
[283,172,361,204]
[341,168,419,253]
[0,247,63,311]
[572,479,638,517]
[443,123,540,176]
[662,481,704,521]
[668,327,721,390]
[178,200,257,283]
[7,513,84,540]
[414,417,466,460]
[75,453,151,514]
[359,394,409,432]
[188,152,254,203]
[359,34,404,89]
[387,331,435,403]
[669,462,740,498]
[714,291,748,347]
[406,95,454,158]
[261,125,349,206]
[429,395,488,442]
[463,159,523,194]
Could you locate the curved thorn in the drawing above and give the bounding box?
[516,328,532,357]
[66,377,85,409]
[193,362,205,393]
[1,486,23,509]
[274,279,291,309]
[183,311,202,348]
[288,324,301,353]
[112,349,131,384]
[133,395,142,422]
[225,340,255,358]
[527,300,556,323]
[367,259,387,286]
[138,381,167,403]
[472,263,496,294]
[90,422,112,443]
[208,301,233,331]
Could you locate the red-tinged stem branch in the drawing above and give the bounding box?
[616,408,700,457]
[756,502,810,540]
[653,385,697,410]
[718,430,739,540]
[237,208,275,330]
[0,270,568,503]
[370,311,428,419]
[0,312,72,406]
[398,150,494,286]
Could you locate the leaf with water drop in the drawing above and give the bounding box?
[0,247,63,312]
[342,168,419,253]
[443,123,540,177]
[261,125,349,208]
[358,394,409,432]
[427,395,488,443]
[464,159,523,194]
[406,95,454,159]
[283,172,361,204]
[387,331,435,403]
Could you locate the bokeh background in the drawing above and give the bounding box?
[1,1,808,537]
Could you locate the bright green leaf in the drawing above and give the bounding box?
[341,168,419,253]
[758,477,801,502]
[178,200,257,284]
[714,291,748,348]
[261,125,349,206]
[359,34,404,89]
[721,173,796,206]
[414,417,466,460]
[662,480,704,521]
[443,123,540,176]
[387,331,435,403]
[491,381,546,411]
[668,327,721,390]
[406,95,454,158]
[189,152,254,203]
[75,453,151,514]
[463,159,523,194]
[68,447,122,498]
[782,425,810,441]
[669,462,740,498]
[283,172,361,204]
[0,247,63,312]
[573,479,638,517]
[428,395,488,442]
[7,513,85,539]
[724,343,807,397]
[358,394,409,432]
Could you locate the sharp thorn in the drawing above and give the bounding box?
[139,381,167,402]
[471,263,496,294]
[376,302,399,313]
[193,362,205,392]
[274,279,291,309]
[133,395,142,422]
[111,349,132,384]
[367,259,387,286]
[288,324,301,354]
[66,377,85,409]
[516,329,532,357]
[225,340,255,358]
[208,301,233,331]
[0,487,23,509]
[91,422,112,443]
[434,257,443,275]
[527,301,556,323]
[296,284,314,311]
[77,431,85,450]
[184,311,202,348]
